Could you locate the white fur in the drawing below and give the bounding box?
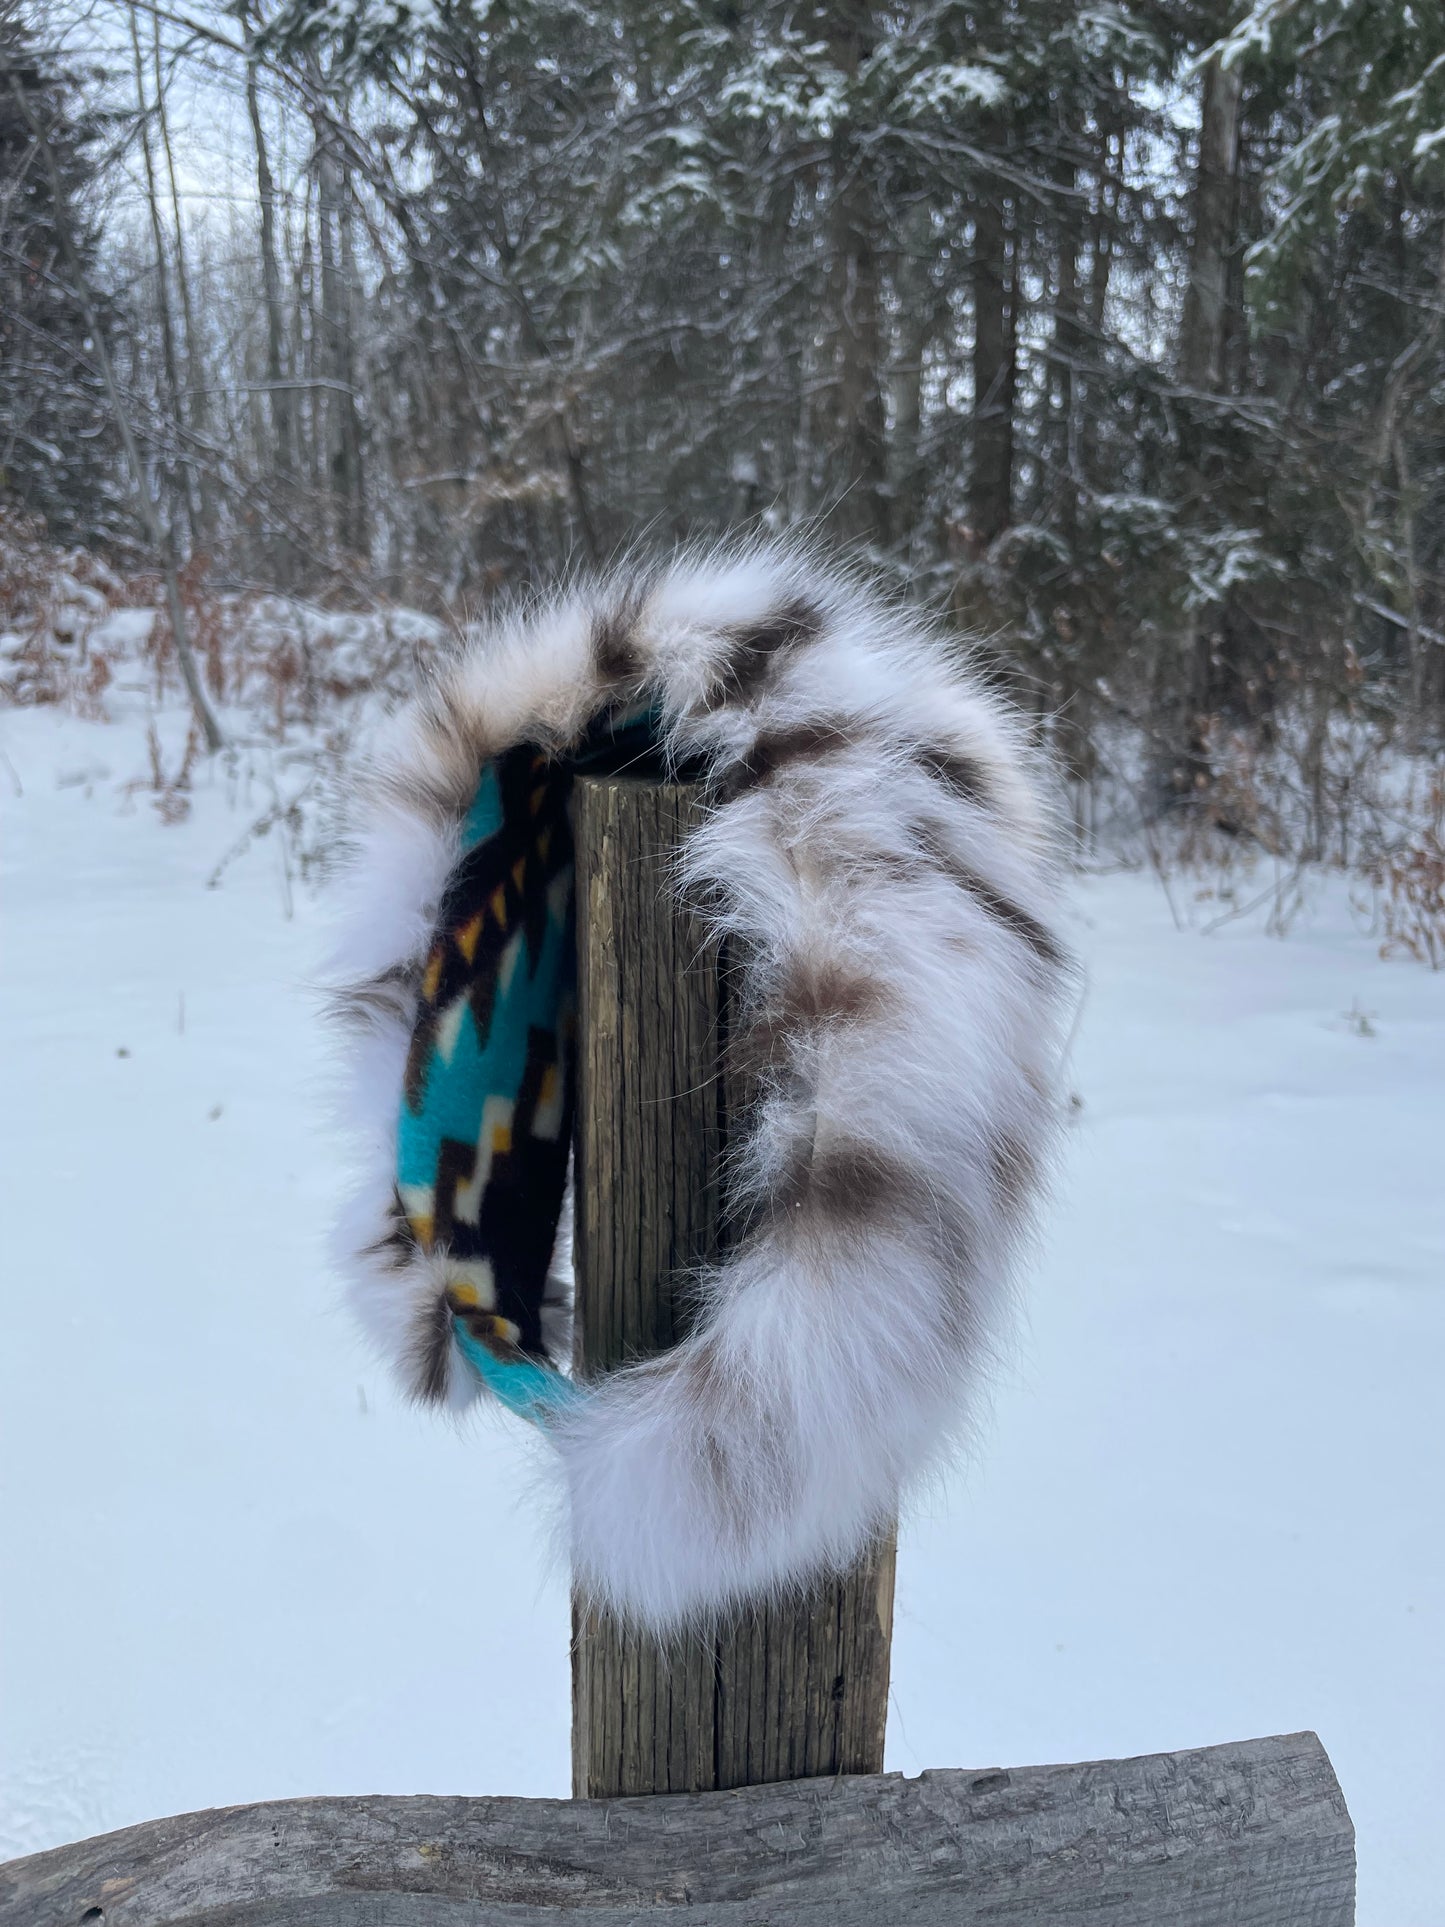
[328,539,1072,1628]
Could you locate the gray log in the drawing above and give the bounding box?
[569,777,894,1798]
[0,1731,1353,1927]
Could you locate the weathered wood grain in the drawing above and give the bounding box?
[0,1732,1354,1927]
[569,776,894,1798]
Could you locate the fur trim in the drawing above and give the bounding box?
[328,540,1073,1626]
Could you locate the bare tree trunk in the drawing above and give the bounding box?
[243,5,298,584]
[297,171,323,501]
[313,141,341,547]
[1087,128,1115,339]
[1062,120,1115,505]
[1169,52,1245,807]
[828,185,889,545]
[245,51,295,479]
[6,69,224,752]
[890,215,937,554]
[969,170,1015,548]
[819,3,889,546]
[1049,156,1084,549]
[1178,53,1243,394]
[127,2,197,546]
[151,7,212,543]
[314,111,365,557]
[338,161,367,550]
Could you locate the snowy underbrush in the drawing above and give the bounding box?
[1070,707,1445,967]
[5,509,1443,965]
[0,507,445,894]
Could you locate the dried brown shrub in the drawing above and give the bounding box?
[1373,771,1445,969]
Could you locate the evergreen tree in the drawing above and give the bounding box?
[8,0,1445,779]
[0,10,125,545]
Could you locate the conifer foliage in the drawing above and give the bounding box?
[4,0,1445,820]
[0,12,123,544]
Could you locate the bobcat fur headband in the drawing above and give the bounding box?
[329,542,1071,1631]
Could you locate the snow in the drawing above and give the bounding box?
[90,609,157,650]
[896,61,1009,117]
[893,870,1444,1927]
[1185,527,1286,604]
[720,49,848,133]
[54,575,108,616]
[2,702,1442,1926]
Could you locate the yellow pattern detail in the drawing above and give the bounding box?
[489,884,507,925]
[421,952,442,1002]
[456,914,483,963]
[491,1120,512,1155]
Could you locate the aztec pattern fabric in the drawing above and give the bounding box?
[329,542,1074,1631]
[389,707,672,1423]
[393,743,578,1421]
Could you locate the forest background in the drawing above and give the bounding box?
[6,0,1445,908]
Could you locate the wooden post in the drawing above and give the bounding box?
[569,776,897,1798]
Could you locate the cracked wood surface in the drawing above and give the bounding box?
[569,778,894,1798]
[0,1732,1353,1926]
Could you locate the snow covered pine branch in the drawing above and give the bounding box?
[328,543,1073,1631]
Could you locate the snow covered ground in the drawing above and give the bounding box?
[2,700,1441,1925]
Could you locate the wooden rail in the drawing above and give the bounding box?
[0,1732,1354,1927]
